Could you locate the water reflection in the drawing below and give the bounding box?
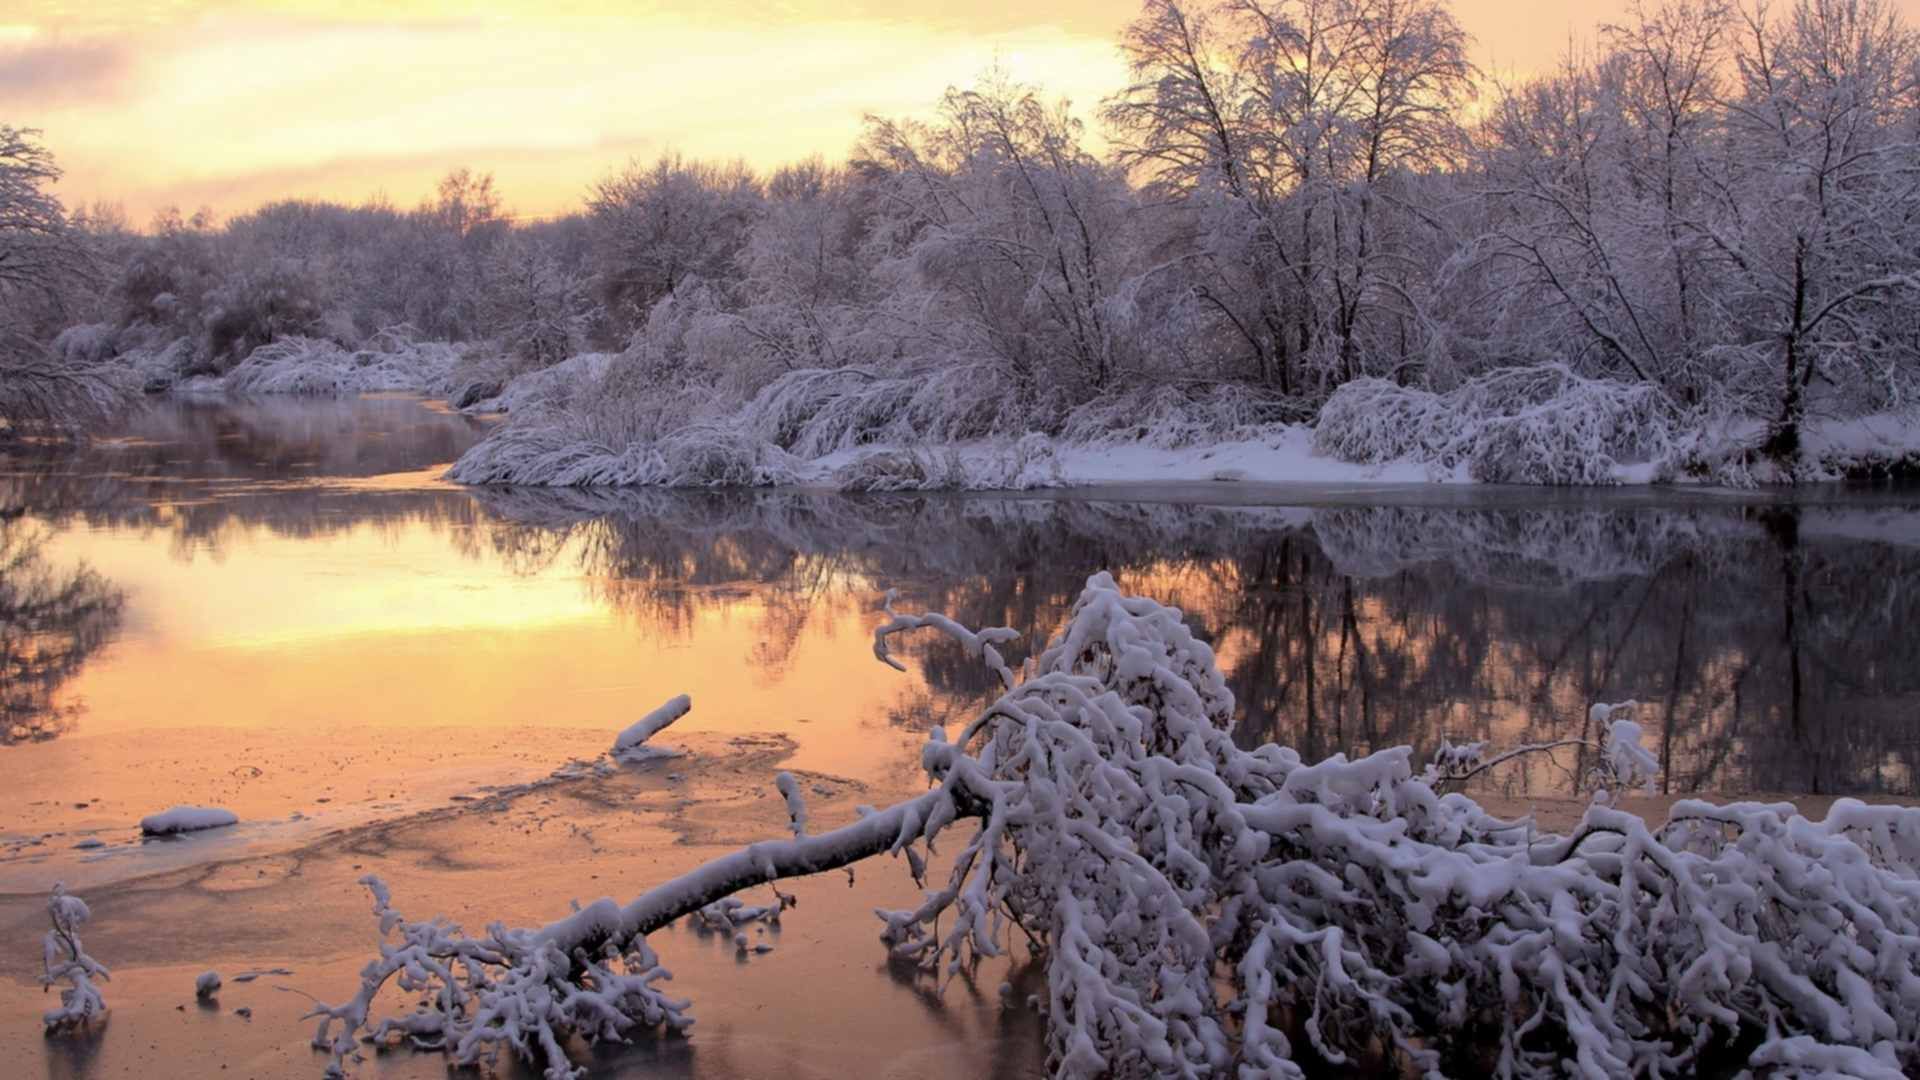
[5,396,1919,800]
[0,515,125,744]
[471,488,1920,799]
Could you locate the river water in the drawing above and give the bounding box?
[2,394,1918,1077]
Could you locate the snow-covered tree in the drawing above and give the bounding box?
[586,155,761,337]
[313,573,1920,1079]
[0,126,90,315]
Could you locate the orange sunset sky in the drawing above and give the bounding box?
[6,0,1920,224]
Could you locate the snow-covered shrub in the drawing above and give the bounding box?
[222,333,463,397]
[116,335,197,391]
[0,333,133,433]
[1059,382,1299,448]
[50,323,118,366]
[202,258,331,368]
[486,352,617,416]
[1314,364,1686,483]
[313,573,1920,1079]
[830,434,1063,492]
[447,424,803,488]
[738,365,1036,457]
[651,425,803,487]
[40,883,108,1031]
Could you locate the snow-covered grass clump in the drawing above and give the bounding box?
[139,806,238,835]
[737,366,1037,457]
[1316,364,1685,483]
[222,332,463,397]
[312,573,1920,1079]
[40,884,108,1031]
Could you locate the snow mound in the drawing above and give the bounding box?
[1315,364,1684,483]
[222,332,462,396]
[139,806,238,835]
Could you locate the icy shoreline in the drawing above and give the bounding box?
[443,417,1920,493]
[114,335,1920,491]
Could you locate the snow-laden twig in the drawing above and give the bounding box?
[774,772,808,839]
[611,694,690,761]
[40,883,108,1031]
[872,588,1019,691]
[313,573,1920,1079]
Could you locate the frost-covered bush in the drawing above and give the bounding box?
[312,573,1920,1079]
[452,358,1067,490]
[447,424,803,488]
[40,883,108,1031]
[1314,365,1686,483]
[222,332,463,397]
[651,425,803,487]
[738,365,1037,457]
[1059,382,1300,448]
[201,258,331,369]
[49,323,118,366]
[831,434,1063,492]
[484,352,617,416]
[0,333,132,433]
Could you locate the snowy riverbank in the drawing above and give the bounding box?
[109,332,1920,491]
[444,406,1920,492]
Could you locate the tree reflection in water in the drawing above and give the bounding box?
[469,488,1920,800]
[9,422,1920,800]
[0,513,125,744]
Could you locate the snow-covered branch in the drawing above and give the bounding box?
[312,572,1920,1078]
[40,883,108,1032]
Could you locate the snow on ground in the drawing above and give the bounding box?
[1803,411,1920,467]
[452,426,1447,491]
[138,807,238,835]
[1043,427,1442,486]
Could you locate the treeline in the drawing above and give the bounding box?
[7,0,1920,464]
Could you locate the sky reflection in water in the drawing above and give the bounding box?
[4,395,1920,880]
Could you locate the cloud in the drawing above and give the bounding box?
[0,37,133,108]
[38,6,1126,221]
